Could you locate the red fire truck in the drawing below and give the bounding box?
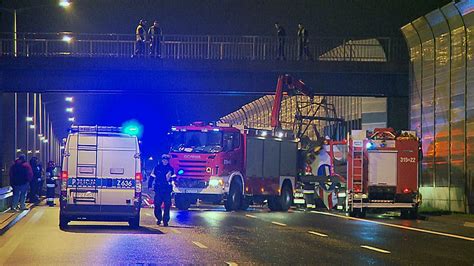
[169,122,297,211]
[343,128,421,218]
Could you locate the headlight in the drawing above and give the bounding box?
[209,178,224,187]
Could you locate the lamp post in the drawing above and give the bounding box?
[0,1,71,57]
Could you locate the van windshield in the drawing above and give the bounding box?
[170,131,223,153]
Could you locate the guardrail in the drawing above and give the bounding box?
[0,32,405,62]
[0,186,13,212]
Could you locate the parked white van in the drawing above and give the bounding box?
[59,126,142,229]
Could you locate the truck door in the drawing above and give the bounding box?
[98,136,137,207]
[367,150,398,187]
[68,133,100,206]
[222,132,243,174]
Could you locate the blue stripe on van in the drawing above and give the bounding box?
[67,178,136,189]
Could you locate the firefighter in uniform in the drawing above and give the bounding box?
[148,154,174,226]
[45,161,57,207]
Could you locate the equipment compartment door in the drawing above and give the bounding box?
[368,151,397,186]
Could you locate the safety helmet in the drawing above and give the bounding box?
[161,154,171,160]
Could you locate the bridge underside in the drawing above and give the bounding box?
[0,57,407,97]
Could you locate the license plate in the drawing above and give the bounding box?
[72,191,96,198]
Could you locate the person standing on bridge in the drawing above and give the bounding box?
[45,161,57,207]
[29,157,42,203]
[134,19,147,57]
[148,21,163,58]
[297,23,314,61]
[9,154,33,211]
[275,22,286,60]
[148,154,174,226]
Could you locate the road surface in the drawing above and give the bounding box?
[1,203,473,265]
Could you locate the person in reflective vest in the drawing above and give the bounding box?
[148,154,174,226]
[45,161,57,207]
[134,19,147,56]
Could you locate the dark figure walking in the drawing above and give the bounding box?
[297,23,314,61]
[275,22,286,60]
[46,161,57,207]
[29,157,42,203]
[10,154,33,211]
[148,154,174,226]
[134,19,147,56]
[148,21,163,58]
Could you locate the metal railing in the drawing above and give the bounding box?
[0,32,404,62]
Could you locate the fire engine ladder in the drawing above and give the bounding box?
[74,126,99,203]
[351,142,364,212]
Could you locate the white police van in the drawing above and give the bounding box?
[59,126,142,229]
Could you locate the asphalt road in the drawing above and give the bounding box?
[1,202,473,265]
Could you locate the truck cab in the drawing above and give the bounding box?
[169,122,243,210]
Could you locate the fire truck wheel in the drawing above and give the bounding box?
[349,208,366,218]
[175,195,191,210]
[59,214,70,229]
[279,183,293,211]
[225,179,242,212]
[268,197,282,211]
[240,197,250,211]
[401,207,418,220]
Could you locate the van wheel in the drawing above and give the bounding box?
[175,195,190,211]
[129,215,140,228]
[59,214,70,229]
[225,179,242,212]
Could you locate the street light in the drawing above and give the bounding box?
[26,116,33,122]
[68,117,75,122]
[62,35,73,43]
[59,0,72,8]
[0,1,71,57]
[65,107,74,113]
[65,97,74,103]
[29,124,36,129]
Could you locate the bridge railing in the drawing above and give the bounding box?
[0,32,404,62]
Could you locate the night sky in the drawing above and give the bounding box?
[2,0,452,159]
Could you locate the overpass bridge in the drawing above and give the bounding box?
[0,32,408,96]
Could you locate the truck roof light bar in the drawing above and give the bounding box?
[69,125,123,133]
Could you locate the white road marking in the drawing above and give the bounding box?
[360,245,391,254]
[310,211,474,242]
[226,262,238,266]
[271,221,287,227]
[192,241,208,249]
[463,222,474,228]
[245,214,257,218]
[170,228,181,234]
[308,230,328,237]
